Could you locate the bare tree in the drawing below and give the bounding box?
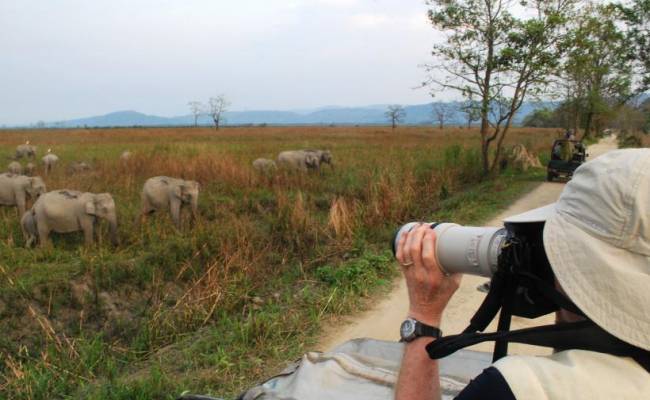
[207,95,230,130]
[431,103,456,129]
[188,101,204,127]
[385,105,406,129]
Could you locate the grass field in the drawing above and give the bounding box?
[0,125,559,399]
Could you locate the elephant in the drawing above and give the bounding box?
[68,161,91,173]
[0,173,46,216]
[141,176,199,229]
[21,210,38,247]
[15,142,37,160]
[42,150,59,174]
[277,150,320,172]
[252,158,277,174]
[120,150,132,161]
[29,190,118,247]
[25,162,36,176]
[8,161,23,175]
[304,149,333,170]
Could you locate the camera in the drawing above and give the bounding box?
[392,214,558,319]
[393,222,507,278]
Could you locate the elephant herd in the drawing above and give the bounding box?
[1,142,199,248]
[252,149,333,174]
[8,141,93,176]
[1,144,331,248]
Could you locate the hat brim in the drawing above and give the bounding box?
[503,203,557,224]
[543,212,650,350]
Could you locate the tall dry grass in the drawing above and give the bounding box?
[0,125,557,398]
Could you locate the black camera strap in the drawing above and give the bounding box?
[426,320,650,373]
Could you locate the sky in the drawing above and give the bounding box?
[0,0,446,125]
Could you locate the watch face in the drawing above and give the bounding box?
[400,319,416,340]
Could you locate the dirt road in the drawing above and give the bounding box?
[319,136,618,354]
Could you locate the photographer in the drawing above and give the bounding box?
[394,149,650,399]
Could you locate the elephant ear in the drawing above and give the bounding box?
[85,201,97,215]
[172,185,183,199]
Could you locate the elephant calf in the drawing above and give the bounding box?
[252,158,277,174]
[141,176,199,229]
[15,142,37,160]
[304,149,333,171]
[0,173,46,216]
[30,190,118,247]
[21,210,38,247]
[8,161,23,175]
[42,150,59,174]
[68,161,91,174]
[25,162,36,176]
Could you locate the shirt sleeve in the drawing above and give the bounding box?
[453,367,516,400]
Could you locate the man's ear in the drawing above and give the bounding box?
[85,201,97,215]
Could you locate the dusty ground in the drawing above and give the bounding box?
[318,135,618,354]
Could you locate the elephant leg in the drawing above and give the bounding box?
[37,223,51,248]
[140,198,154,224]
[80,218,95,246]
[170,198,182,229]
[16,196,26,218]
[21,216,35,247]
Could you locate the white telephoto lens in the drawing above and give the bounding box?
[393,222,507,278]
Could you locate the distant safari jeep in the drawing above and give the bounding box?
[546,139,587,182]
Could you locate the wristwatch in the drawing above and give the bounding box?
[399,317,442,342]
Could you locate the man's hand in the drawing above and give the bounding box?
[395,224,462,326]
[395,224,462,400]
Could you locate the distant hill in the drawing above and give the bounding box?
[39,102,554,128]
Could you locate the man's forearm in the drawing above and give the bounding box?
[395,337,441,400]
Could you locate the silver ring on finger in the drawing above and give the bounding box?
[400,261,414,267]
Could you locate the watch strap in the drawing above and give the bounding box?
[415,322,442,339]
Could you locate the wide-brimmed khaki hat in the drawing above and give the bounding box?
[506,149,650,350]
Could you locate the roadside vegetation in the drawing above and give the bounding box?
[0,126,556,399]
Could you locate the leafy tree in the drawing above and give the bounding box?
[385,105,406,129]
[425,0,576,175]
[522,107,561,127]
[616,0,650,93]
[560,4,632,139]
[642,98,650,133]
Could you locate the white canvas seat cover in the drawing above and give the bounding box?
[240,338,491,400]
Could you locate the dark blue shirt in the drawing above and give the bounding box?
[454,367,516,400]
